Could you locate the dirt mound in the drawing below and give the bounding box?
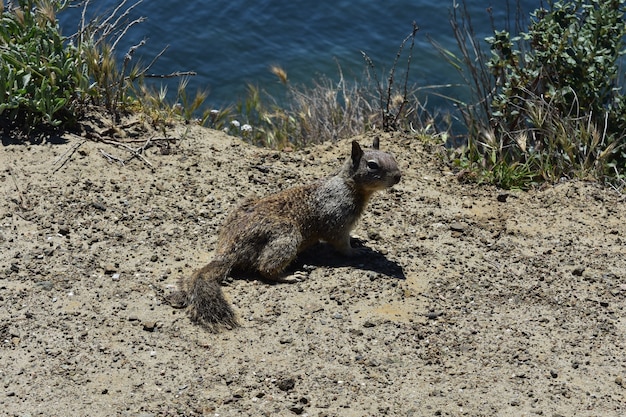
[1,124,624,416]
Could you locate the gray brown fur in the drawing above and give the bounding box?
[172,139,401,331]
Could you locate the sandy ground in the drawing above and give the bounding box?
[1,120,625,417]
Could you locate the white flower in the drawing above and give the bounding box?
[241,124,253,132]
[209,109,220,121]
[230,120,240,128]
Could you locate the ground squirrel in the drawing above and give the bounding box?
[171,138,401,331]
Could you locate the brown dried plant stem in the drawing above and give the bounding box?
[97,136,155,170]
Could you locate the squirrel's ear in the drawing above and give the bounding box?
[372,137,380,150]
[351,141,363,166]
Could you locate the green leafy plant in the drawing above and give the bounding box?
[488,0,626,139]
[444,0,626,188]
[74,0,162,119]
[0,0,89,130]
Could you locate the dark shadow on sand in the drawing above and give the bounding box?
[295,240,405,280]
[229,239,405,284]
[2,130,70,146]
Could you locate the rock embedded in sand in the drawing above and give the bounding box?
[449,221,468,233]
[275,377,296,392]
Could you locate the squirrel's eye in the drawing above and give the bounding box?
[366,160,379,170]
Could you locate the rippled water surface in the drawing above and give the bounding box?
[59,1,539,108]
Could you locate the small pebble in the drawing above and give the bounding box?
[426,311,444,320]
[497,193,509,202]
[289,405,304,415]
[143,321,157,332]
[103,264,116,274]
[449,222,468,233]
[275,377,295,392]
[36,281,54,291]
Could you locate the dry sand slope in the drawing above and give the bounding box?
[1,123,625,417]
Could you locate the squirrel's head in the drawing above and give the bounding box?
[349,139,401,192]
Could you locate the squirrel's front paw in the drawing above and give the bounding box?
[266,270,309,283]
[281,270,309,283]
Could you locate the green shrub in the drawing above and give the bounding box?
[447,0,626,188]
[488,0,626,140]
[0,0,203,136]
[0,0,90,130]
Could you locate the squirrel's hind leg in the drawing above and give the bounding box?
[255,225,302,282]
[328,233,359,257]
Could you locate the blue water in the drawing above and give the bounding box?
[59,1,540,110]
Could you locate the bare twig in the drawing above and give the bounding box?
[111,16,146,53]
[52,139,87,173]
[99,138,154,169]
[134,135,154,159]
[117,38,146,103]
[360,51,385,121]
[108,137,178,144]
[389,21,419,129]
[361,22,420,131]
[99,148,125,165]
[144,71,198,79]
[79,0,90,44]
[136,45,169,77]
[96,0,144,48]
[7,166,30,210]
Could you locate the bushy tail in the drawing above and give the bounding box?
[181,259,238,331]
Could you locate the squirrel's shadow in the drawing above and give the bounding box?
[297,239,405,280]
[232,239,405,284]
